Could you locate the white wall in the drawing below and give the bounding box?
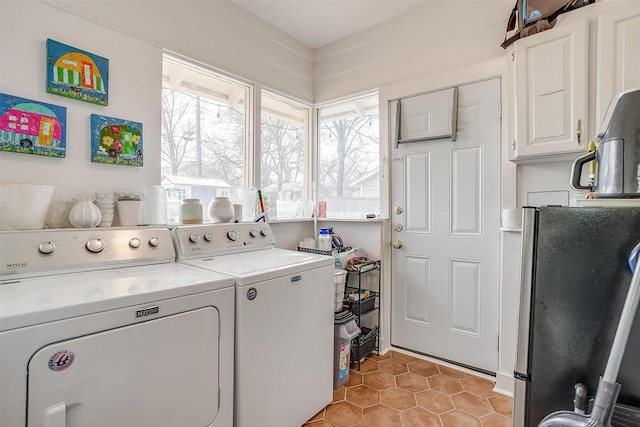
[0,0,314,203]
[0,1,162,201]
[44,0,314,102]
[313,1,513,103]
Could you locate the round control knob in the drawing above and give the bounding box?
[148,237,160,247]
[204,232,214,242]
[227,230,239,241]
[38,241,56,255]
[249,230,258,238]
[189,233,200,243]
[129,238,141,249]
[85,238,105,253]
[260,228,269,237]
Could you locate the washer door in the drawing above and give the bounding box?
[27,307,220,427]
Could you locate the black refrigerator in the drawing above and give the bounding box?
[513,206,640,426]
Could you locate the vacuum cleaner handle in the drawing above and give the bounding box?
[629,241,639,273]
[602,242,640,384]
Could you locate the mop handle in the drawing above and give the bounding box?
[602,242,640,384]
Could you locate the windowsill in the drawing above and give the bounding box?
[266,217,386,223]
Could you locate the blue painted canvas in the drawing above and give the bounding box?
[46,39,109,106]
[0,93,67,158]
[91,114,143,166]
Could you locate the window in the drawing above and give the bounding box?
[317,93,380,218]
[161,54,250,214]
[161,53,373,222]
[260,90,310,219]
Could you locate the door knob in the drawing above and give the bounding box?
[394,223,403,232]
[392,240,403,249]
[394,206,403,214]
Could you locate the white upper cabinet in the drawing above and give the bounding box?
[595,4,640,132]
[509,2,640,163]
[511,19,588,161]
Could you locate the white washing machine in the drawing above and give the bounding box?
[172,223,334,427]
[0,227,235,427]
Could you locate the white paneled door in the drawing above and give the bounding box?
[390,78,501,372]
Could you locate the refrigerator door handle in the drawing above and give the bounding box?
[515,207,537,374]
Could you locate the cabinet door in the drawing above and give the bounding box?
[512,19,588,160]
[596,3,640,131]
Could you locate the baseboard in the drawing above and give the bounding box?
[493,371,514,397]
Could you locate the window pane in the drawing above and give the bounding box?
[260,91,310,220]
[318,94,380,219]
[161,54,249,221]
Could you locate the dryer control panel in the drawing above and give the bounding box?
[0,227,176,280]
[171,223,275,260]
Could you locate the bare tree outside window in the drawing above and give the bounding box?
[260,91,310,219]
[318,94,380,218]
[161,55,249,214]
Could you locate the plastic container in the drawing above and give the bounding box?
[334,269,348,311]
[0,184,54,230]
[166,188,181,225]
[334,314,360,389]
[141,185,167,225]
[318,227,332,251]
[181,199,203,224]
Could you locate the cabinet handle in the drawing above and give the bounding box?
[577,119,582,145]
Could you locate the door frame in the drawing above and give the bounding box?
[378,57,516,368]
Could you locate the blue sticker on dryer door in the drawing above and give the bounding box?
[48,350,75,371]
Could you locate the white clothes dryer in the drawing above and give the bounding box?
[0,227,234,427]
[172,223,334,427]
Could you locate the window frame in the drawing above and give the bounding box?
[162,51,378,221]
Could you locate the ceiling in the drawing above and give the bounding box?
[229,0,435,49]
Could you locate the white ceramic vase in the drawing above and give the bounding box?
[207,197,235,223]
[69,197,102,228]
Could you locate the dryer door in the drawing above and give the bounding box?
[27,307,220,427]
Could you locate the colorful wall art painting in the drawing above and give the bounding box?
[0,93,67,158]
[46,39,109,106]
[91,114,143,166]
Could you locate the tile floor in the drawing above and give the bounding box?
[304,350,512,427]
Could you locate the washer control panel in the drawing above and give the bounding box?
[171,223,275,260]
[0,227,175,279]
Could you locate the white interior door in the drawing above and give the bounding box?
[390,78,501,372]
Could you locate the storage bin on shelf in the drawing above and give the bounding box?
[347,290,377,316]
[351,325,379,363]
[297,245,352,257]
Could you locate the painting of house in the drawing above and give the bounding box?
[47,39,109,106]
[0,93,66,158]
[91,114,143,166]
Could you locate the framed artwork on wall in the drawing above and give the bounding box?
[91,114,143,166]
[0,93,67,158]
[46,39,109,106]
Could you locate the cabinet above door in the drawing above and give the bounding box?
[510,19,589,162]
